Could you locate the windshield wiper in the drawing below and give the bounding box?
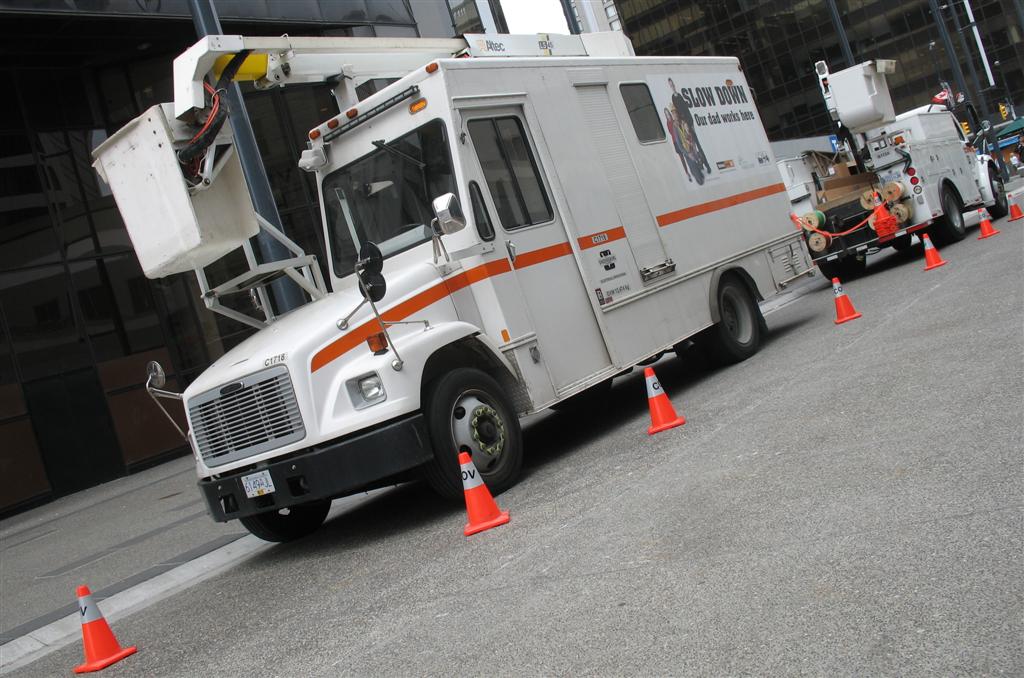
[372,139,425,170]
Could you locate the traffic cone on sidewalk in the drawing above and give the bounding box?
[832,277,862,325]
[977,209,1000,239]
[73,585,136,673]
[921,233,947,270]
[459,451,509,536]
[644,367,685,435]
[1009,201,1024,222]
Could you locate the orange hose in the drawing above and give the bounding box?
[791,203,878,240]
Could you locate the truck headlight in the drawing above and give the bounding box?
[348,373,386,409]
[359,375,384,401]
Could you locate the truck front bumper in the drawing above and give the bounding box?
[198,413,433,522]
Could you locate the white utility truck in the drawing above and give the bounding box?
[94,33,813,541]
[790,60,1008,279]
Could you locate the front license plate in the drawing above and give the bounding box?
[241,470,275,499]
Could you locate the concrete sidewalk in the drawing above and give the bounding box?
[0,455,244,645]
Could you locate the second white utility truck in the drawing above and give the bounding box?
[94,33,813,541]
[790,60,1008,279]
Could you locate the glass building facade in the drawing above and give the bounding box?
[0,0,502,515]
[615,0,1024,141]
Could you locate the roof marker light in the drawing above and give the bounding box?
[409,98,428,114]
[425,62,439,74]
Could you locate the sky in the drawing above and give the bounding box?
[501,0,571,34]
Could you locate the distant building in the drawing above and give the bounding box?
[614,0,1023,141]
[0,0,506,515]
[571,0,622,33]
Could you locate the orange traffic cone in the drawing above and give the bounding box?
[832,277,862,324]
[977,209,1000,239]
[644,367,685,435]
[921,233,947,270]
[73,585,137,673]
[459,451,509,536]
[1009,201,1023,222]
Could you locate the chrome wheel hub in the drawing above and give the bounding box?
[451,392,506,472]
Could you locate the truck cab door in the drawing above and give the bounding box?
[458,106,613,396]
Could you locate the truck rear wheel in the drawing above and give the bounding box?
[817,255,866,280]
[930,188,966,245]
[239,500,330,543]
[702,276,763,365]
[422,367,523,501]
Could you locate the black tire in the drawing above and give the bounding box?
[239,500,330,543]
[930,187,966,245]
[988,169,1008,219]
[421,368,523,501]
[703,276,763,365]
[817,255,866,281]
[890,234,913,252]
[816,258,842,281]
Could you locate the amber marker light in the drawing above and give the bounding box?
[425,62,439,73]
[409,98,428,114]
[366,332,389,355]
[327,119,339,129]
[346,108,358,119]
[309,129,321,140]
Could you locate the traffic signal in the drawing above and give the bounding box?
[1000,103,1009,120]
[960,120,971,136]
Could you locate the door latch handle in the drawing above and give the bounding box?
[505,240,518,264]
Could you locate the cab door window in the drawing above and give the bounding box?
[467,117,552,230]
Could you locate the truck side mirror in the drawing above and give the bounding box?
[431,193,466,235]
[146,360,166,388]
[355,242,387,303]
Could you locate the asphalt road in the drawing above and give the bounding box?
[13,215,1023,676]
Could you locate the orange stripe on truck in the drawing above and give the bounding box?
[311,249,567,373]
[656,183,787,227]
[577,226,626,250]
[512,241,572,269]
[312,242,576,372]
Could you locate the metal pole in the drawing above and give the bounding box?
[188,0,304,314]
[962,0,995,88]
[943,1,992,120]
[928,41,945,92]
[994,60,1016,119]
[558,0,581,34]
[825,0,855,68]
[928,0,971,109]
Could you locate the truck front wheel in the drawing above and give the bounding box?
[239,500,330,542]
[988,171,1008,218]
[422,368,523,501]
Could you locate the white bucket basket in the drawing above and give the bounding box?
[92,103,258,279]
[829,60,896,133]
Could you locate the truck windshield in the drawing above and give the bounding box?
[322,119,456,278]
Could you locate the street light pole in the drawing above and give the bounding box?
[942,1,992,122]
[927,0,971,108]
[825,0,855,68]
[928,41,945,93]
[188,0,304,314]
[994,60,1016,119]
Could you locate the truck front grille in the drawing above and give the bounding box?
[188,365,304,467]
